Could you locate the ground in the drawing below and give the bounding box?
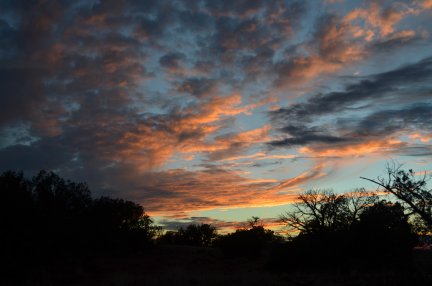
[3,246,432,286]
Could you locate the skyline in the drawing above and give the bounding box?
[1,0,431,230]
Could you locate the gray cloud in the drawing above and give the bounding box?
[270,125,350,147]
[159,52,187,69]
[348,104,432,137]
[270,57,432,152]
[272,57,432,123]
[176,77,218,98]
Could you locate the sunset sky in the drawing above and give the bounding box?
[1,0,431,231]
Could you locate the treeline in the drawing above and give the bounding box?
[1,170,161,266]
[157,217,283,258]
[1,166,431,276]
[272,190,417,272]
[157,165,432,270]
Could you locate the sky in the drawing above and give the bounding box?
[0,0,431,231]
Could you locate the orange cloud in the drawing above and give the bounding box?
[420,0,432,9]
[298,138,406,158]
[220,151,296,162]
[113,94,271,170]
[344,2,417,39]
[277,0,422,87]
[409,133,432,143]
[276,12,367,87]
[142,163,327,217]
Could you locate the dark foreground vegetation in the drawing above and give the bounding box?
[1,165,432,285]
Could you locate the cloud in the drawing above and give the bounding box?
[271,57,432,123]
[0,0,431,221]
[270,57,432,159]
[159,52,187,69]
[298,138,406,158]
[348,104,432,137]
[205,125,272,161]
[0,0,280,177]
[370,29,422,51]
[52,160,328,219]
[344,1,412,38]
[273,12,367,87]
[269,125,349,147]
[272,1,428,88]
[421,0,432,9]
[176,77,218,98]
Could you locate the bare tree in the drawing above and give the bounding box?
[280,189,376,235]
[345,188,378,223]
[361,163,432,228]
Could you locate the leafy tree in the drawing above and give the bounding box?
[0,169,160,259]
[352,201,417,268]
[157,230,177,244]
[0,171,34,258]
[178,223,217,246]
[92,197,144,231]
[361,164,432,229]
[32,170,92,214]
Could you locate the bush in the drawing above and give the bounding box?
[157,224,217,247]
[217,218,280,258]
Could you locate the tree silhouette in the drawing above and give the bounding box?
[217,217,280,258]
[158,223,217,246]
[273,189,416,271]
[0,170,160,262]
[352,200,417,268]
[280,189,376,236]
[361,164,432,229]
[0,171,34,260]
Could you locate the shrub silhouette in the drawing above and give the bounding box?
[158,223,217,246]
[217,217,280,258]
